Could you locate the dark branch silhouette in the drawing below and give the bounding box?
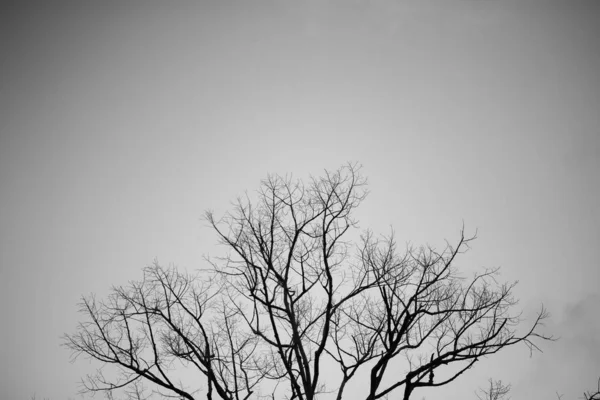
[65,163,553,400]
[584,378,600,400]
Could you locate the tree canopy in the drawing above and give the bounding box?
[65,163,552,400]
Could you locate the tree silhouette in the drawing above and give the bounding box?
[475,379,511,400]
[65,163,552,400]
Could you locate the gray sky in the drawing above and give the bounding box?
[1,1,599,399]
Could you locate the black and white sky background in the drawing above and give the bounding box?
[1,1,599,399]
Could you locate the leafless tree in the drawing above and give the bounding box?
[475,379,511,400]
[65,163,552,400]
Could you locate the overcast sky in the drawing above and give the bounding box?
[1,1,599,399]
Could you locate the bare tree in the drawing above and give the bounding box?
[476,379,511,400]
[65,163,552,400]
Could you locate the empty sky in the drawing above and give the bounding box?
[1,1,599,399]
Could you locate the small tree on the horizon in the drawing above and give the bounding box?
[64,163,552,400]
[476,379,511,400]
